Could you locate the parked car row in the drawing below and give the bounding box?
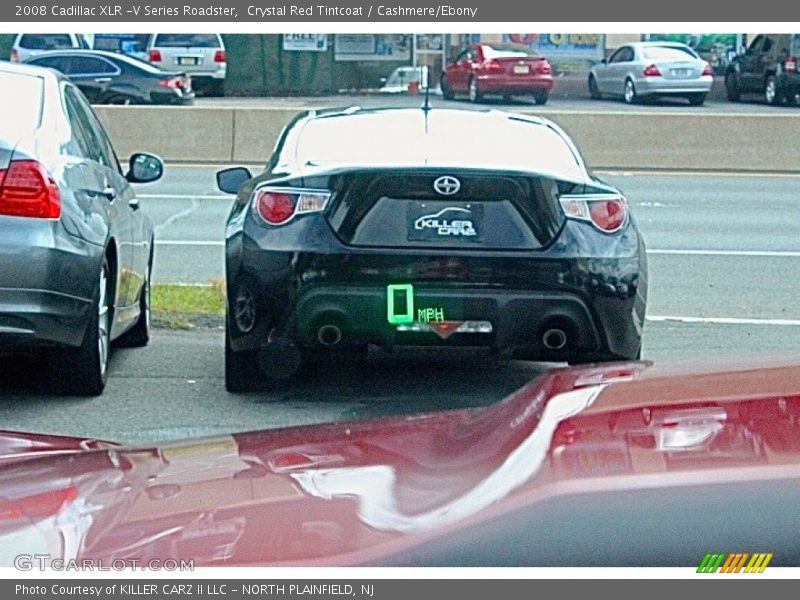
[9,33,226,103]
[1,60,647,396]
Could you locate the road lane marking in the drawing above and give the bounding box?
[597,170,800,178]
[648,249,800,257]
[648,316,800,326]
[139,193,231,200]
[156,240,225,246]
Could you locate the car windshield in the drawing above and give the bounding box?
[642,45,698,60]
[482,44,540,59]
[292,111,584,181]
[18,34,73,50]
[0,72,42,136]
[153,34,221,47]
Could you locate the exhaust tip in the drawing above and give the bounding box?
[542,328,568,351]
[317,324,343,347]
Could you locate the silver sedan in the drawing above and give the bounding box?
[588,42,714,105]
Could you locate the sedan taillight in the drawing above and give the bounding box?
[480,59,502,72]
[701,62,714,76]
[214,50,227,63]
[560,195,628,233]
[643,64,661,77]
[148,49,162,62]
[159,77,185,89]
[538,60,552,75]
[785,56,797,73]
[252,187,331,225]
[10,48,19,63]
[0,160,61,219]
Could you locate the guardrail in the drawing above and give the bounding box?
[95,106,799,172]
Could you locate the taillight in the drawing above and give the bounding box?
[0,160,61,219]
[214,50,226,63]
[538,61,552,75]
[148,49,162,62]
[560,195,628,233]
[481,59,502,72]
[701,62,714,76]
[0,486,78,521]
[643,64,661,77]
[785,56,797,73]
[159,77,184,89]
[10,48,19,62]
[252,187,330,225]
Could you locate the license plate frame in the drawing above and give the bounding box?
[177,57,199,66]
[513,64,531,75]
[406,202,483,243]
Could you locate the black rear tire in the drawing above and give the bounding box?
[588,75,602,99]
[688,92,707,106]
[725,72,741,101]
[55,258,111,396]
[225,326,259,393]
[533,90,549,105]
[441,76,454,100]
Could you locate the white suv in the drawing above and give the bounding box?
[146,33,227,96]
[10,33,90,62]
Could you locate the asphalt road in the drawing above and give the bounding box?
[1,167,799,444]
[196,93,800,114]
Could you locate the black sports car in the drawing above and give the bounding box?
[216,107,648,391]
[24,49,194,105]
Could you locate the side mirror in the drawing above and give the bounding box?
[217,167,252,194]
[600,58,608,64]
[126,153,163,183]
[380,77,388,85]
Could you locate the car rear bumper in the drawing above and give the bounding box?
[634,75,713,95]
[228,222,647,362]
[476,74,554,92]
[0,288,92,349]
[0,218,99,349]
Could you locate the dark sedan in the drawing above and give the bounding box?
[216,107,648,392]
[0,62,163,395]
[24,49,194,105]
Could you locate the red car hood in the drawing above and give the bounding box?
[2,356,800,566]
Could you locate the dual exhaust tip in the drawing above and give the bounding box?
[542,327,568,351]
[317,324,343,347]
[319,324,568,350]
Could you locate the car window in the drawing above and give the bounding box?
[0,71,43,137]
[18,34,74,50]
[466,47,480,61]
[793,34,800,55]
[27,55,72,73]
[609,47,631,63]
[62,88,94,159]
[153,34,221,48]
[482,44,540,59]
[69,56,118,75]
[762,36,774,53]
[748,35,764,53]
[642,46,699,61]
[63,86,121,173]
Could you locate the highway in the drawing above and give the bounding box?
[1,166,799,444]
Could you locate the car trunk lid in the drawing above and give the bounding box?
[325,169,565,250]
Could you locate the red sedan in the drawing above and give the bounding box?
[441,42,554,104]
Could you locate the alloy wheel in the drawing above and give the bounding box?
[97,266,110,377]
